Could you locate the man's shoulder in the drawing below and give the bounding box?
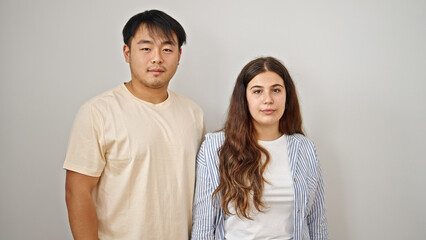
[81,84,124,109]
[169,90,202,111]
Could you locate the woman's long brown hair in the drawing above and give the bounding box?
[213,57,304,219]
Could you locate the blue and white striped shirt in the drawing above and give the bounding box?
[191,132,329,240]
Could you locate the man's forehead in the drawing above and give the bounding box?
[135,24,177,43]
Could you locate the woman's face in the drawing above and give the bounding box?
[246,71,286,133]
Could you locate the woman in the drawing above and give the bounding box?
[191,57,329,239]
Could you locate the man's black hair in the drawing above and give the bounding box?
[122,10,186,48]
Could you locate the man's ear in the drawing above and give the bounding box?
[178,48,182,62]
[123,44,130,63]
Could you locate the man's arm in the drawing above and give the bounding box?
[65,170,100,240]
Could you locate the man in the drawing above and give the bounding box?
[64,10,204,239]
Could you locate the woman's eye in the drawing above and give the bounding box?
[253,90,261,94]
[273,89,281,93]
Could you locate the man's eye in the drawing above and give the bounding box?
[163,49,172,52]
[140,48,150,51]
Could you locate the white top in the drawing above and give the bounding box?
[64,84,204,239]
[224,135,295,240]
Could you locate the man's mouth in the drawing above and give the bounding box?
[148,68,165,75]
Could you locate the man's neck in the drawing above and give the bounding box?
[125,80,169,104]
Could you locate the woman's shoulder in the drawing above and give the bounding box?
[287,133,316,150]
[203,131,225,147]
[197,132,224,167]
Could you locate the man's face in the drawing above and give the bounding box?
[123,25,181,91]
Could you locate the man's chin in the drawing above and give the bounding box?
[146,80,169,89]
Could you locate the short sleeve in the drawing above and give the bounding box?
[63,102,106,177]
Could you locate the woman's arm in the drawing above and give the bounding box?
[306,148,329,240]
[191,141,219,240]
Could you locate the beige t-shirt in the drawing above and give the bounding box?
[64,84,204,240]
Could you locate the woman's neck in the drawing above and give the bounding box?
[255,125,282,141]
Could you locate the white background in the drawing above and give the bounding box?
[1,0,425,239]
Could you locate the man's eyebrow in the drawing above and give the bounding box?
[136,39,176,46]
[162,40,176,46]
[136,39,153,44]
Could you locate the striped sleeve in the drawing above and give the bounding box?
[191,139,217,240]
[302,138,329,240]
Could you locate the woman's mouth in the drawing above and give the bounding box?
[261,109,275,114]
